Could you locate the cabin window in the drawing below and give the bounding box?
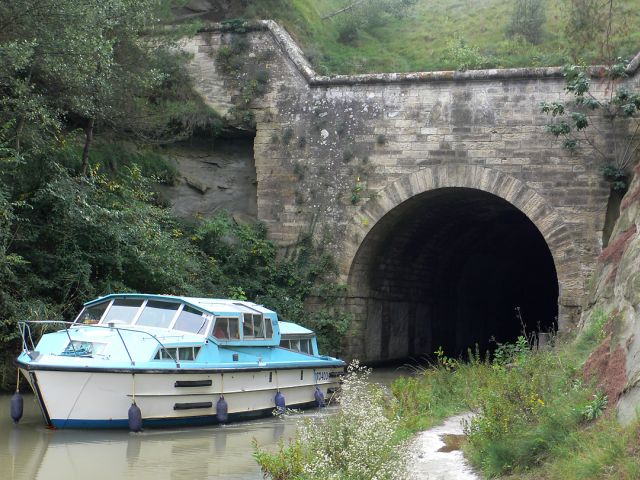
[61,341,95,356]
[179,347,194,361]
[156,347,177,360]
[173,306,207,334]
[242,313,254,337]
[229,318,240,339]
[254,315,265,337]
[75,302,109,325]
[213,317,240,340]
[265,318,273,338]
[280,338,312,354]
[243,313,266,338]
[154,346,200,361]
[136,300,180,328]
[102,298,143,325]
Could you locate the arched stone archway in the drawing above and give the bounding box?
[339,165,584,362]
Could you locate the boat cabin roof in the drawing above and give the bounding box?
[84,294,274,316]
[279,321,313,336]
[75,294,282,346]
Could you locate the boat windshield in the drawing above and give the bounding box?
[75,301,109,325]
[102,299,143,325]
[136,300,180,328]
[173,305,208,334]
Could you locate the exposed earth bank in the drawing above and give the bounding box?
[580,164,640,423]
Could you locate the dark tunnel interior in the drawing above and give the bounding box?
[349,187,559,362]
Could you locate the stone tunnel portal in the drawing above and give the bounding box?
[348,187,559,363]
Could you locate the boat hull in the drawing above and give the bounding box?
[19,365,342,429]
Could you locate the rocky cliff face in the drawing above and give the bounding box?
[580,163,640,423]
[159,136,257,221]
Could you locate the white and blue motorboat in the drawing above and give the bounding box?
[15,294,345,429]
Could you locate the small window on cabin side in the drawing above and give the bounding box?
[214,317,240,340]
[213,317,229,339]
[243,313,266,338]
[154,346,200,361]
[253,314,265,338]
[102,299,143,325]
[300,339,310,354]
[76,302,109,325]
[160,347,178,360]
[265,318,273,338]
[173,306,207,334]
[229,318,240,339]
[178,347,194,361]
[279,339,290,349]
[136,300,180,328]
[243,313,254,337]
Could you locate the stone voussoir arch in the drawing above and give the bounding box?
[341,164,584,327]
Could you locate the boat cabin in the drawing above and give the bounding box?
[278,321,319,356]
[72,294,281,347]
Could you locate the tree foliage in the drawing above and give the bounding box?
[541,59,640,191]
[562,0,631,62]
[506,0,547,45]
[0,1,347,390]
[331,0,418,44]
[0,0,220,174]
[0,144,349,389]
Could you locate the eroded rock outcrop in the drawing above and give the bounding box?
[580,163,640,423]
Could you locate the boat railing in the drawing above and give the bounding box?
[17,320,181,368]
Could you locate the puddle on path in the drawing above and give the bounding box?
[409,413,479,480]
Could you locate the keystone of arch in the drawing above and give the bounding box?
[341,165,584,309]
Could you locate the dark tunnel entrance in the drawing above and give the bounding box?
[349,187,559,362]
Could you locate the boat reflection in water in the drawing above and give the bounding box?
[2,394,331,480]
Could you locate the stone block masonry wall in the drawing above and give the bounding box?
[185,21,640,360]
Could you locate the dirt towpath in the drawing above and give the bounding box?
[409,413,479,480]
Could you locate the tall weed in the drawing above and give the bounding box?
[254,361,409,480]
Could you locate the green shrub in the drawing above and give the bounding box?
[254,361,410,479]
[390,334,620,478]
[506,0,547,44]
[445,37,493,71]
[463,336,609,476]
[540,417,640,479]
[333,0,418,45]
[391,347,489,433]
[0,146,350,390]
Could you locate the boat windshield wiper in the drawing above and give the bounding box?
[196,317,207,335]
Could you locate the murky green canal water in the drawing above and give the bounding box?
[0,367,406,480]
[0,393,308,480]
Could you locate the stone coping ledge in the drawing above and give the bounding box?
[199,20,640,86]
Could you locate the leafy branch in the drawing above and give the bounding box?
[541,59,640,191]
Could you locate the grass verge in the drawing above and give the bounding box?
[254,312,639,479]
[243,0,640,74]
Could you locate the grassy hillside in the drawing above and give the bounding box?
[243,0,640,74]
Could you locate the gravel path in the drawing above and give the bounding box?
[409,413,479,480]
